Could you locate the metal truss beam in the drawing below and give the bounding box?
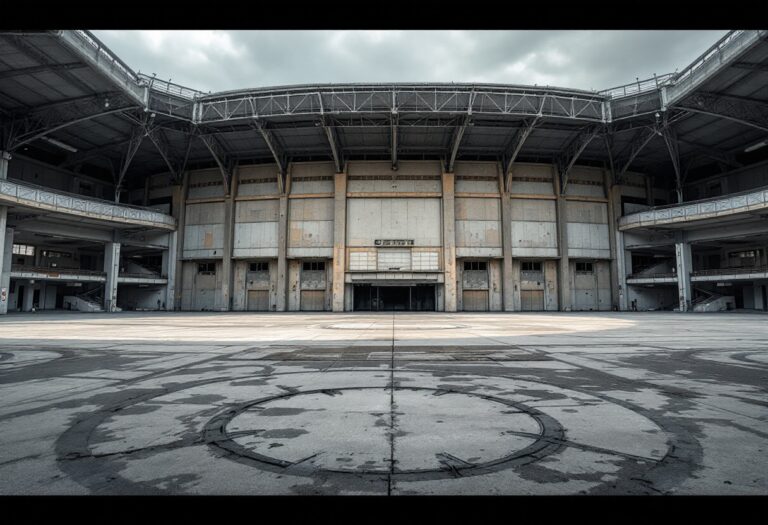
[145,126,180,181]
[445,116,469,173]
[4,92,137,151]
[193,87,606,125]
[502,116,540,191]
[603,133,617,185]
[197,131,234,195]
[661,126,683,203]
[617,125,661,179]
[674,91,768,133]
[391,112,398,170]
[251,120,287,176]
[114,120,147,202]
[556,125,601,195]
[58,137,133,168]
[320,118,343,173]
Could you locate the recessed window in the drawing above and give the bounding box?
[575,262,594,273]
[302,261,326,272]
[198,262,216,274]
[42,250,72,259]
[249,262,269,272]
[12,244,34,256]
[521,261,542,272]
[464,261,487,271]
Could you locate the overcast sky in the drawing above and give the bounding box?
[93,30,728,93]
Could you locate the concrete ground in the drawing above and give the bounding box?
[0,311,766,495]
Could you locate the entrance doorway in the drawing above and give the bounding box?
[353,284,435,311]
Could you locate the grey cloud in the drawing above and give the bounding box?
[94,30,728,93]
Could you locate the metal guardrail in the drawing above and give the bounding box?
[665,30,767,106]
[599,73,675,99]
[619,185,768,229]
[692,266,768,277]
[58,30,146,104]
[11,265,106,277]
[627,272,677,280]
[0,178,176,230]
[139,73,204,101]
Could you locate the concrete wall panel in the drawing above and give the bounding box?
[346,198,441,246]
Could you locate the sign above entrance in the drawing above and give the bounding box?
[374,239,414,247]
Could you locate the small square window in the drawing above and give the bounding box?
[575,262,594,273]
[249,262,269,272]
[522,262,542,272]
[198,262,216,274]
[463,261,487,271]
[302,261,325,271]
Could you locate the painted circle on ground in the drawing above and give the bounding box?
[205,386,554,475]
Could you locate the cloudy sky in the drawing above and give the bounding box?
[94,30,727,93]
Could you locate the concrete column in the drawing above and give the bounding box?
[441,172,457,312]
[675,237,693,312]
[605,174,621,310]
[219,169,238,311]
[23,282,34,312]
[103,240,121,312]
[498,163,515,312]
[0,227,12,315]
[615,230,630,311]
[332,170,347,312]
[0,152,11,315]
[163,231,177,310]
[172,172,189,310]
[275,169,291,312]
[553,166,571,311]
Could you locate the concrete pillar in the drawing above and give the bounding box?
[219,169,238,311]
[103,240,121,312]
[605,174,621,310]
[172,172,189,310]
[497,163,515,312]
[0,152,11,315]
[675,237,693,312]
[23,282,34,312]
[275,169,291,312]
[332,170,347,312]
[163,231,177,310]
[0,227,13,314]
[615,230,631,311]
[442,172,457,312]
[553,166,571,311]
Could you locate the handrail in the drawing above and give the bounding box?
[71,30,140,82]
[139,73,204,100]
[636,183,768,213]
[692,266,768,276]
[11,265,106,277]
[627,272,677,280]
[670,30,743,89]
[599,73,675,99]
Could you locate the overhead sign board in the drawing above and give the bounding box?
[374,239,414,247]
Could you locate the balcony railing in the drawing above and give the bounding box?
[0,178,176,230]
[691,266,768,277]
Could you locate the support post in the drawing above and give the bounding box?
[605,169,621,310]
[0,227,12,315]
[499,163,515,311]
[332,169,347,312]
[0,151,9,314]
[553,165,571,311]
[442,172,457,312]
[172,171,189,310]
[103,240,121,312]
[275,167,291,312]
[219,167,238,311]
[675,236,693,312]
[163,230,177,310]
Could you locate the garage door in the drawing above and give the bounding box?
[521,290,544,311]
[574,290,597,311]
[462,290,488,311]
[301,290,325,311]
[247,290,270,311]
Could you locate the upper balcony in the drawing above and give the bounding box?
[0,178,176,231]
[618,185,768,231]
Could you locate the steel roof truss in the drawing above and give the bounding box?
[556,125,601,195]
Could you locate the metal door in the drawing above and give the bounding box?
[462,290,489,311]
[521,290,544,311]
[300,290,325,311]
[247,290,270,311]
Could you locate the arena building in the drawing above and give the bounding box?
[0,29,767,315]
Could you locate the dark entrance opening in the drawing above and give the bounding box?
[353,284,435,311]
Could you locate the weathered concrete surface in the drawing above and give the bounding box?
[0,311,766,495]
